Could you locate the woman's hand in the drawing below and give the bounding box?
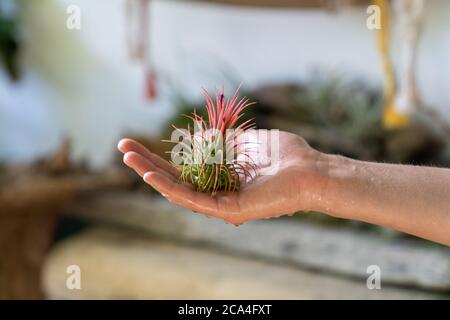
[118,130,331,225]
[119,129,450,245]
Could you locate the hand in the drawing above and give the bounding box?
[118,130,331,225]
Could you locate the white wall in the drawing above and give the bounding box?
[1,0,449,167]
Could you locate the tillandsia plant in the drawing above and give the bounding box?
[166,86,258,195]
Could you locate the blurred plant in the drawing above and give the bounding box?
[165,86,256,195]
[289,74,383,148]
[293,75,446,164]
[0,0,20,80]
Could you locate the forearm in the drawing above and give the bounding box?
[320,154,450,245]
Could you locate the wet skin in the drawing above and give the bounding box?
[119,130,450,245]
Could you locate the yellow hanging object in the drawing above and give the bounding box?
[375,0,410,129]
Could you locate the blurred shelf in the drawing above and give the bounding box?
[65,191,450,291]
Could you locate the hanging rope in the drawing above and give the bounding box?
[393,0,424,116]
[375,0,410,129]
[125,0,157,102]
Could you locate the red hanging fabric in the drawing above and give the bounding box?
[145,69,157,100]
[126,0,157,102]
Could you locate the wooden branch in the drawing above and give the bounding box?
[0,169,134,216]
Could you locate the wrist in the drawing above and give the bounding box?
[311,153,362,219]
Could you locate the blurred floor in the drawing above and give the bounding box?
[42,227,444,300]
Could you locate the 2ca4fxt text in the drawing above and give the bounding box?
[178,304,272,317]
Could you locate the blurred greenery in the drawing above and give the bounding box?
[0,1,21,80]
[289,74,383,144]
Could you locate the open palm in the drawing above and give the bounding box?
[118,130,328,224]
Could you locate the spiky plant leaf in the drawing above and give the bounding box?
[166,86,257,195]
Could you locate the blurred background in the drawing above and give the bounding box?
[1,0,449,299]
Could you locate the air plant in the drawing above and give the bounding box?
[166,86,257,195]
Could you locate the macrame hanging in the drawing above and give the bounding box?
[125,0,157,102]
[375,0,425,129]
[393,0,424,115]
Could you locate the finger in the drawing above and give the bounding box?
[143,172,228,218]
[118,138,180,177]
[123,151,174,180]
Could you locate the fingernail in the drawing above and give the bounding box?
[143,172,153,183]
[117,139,126,152]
